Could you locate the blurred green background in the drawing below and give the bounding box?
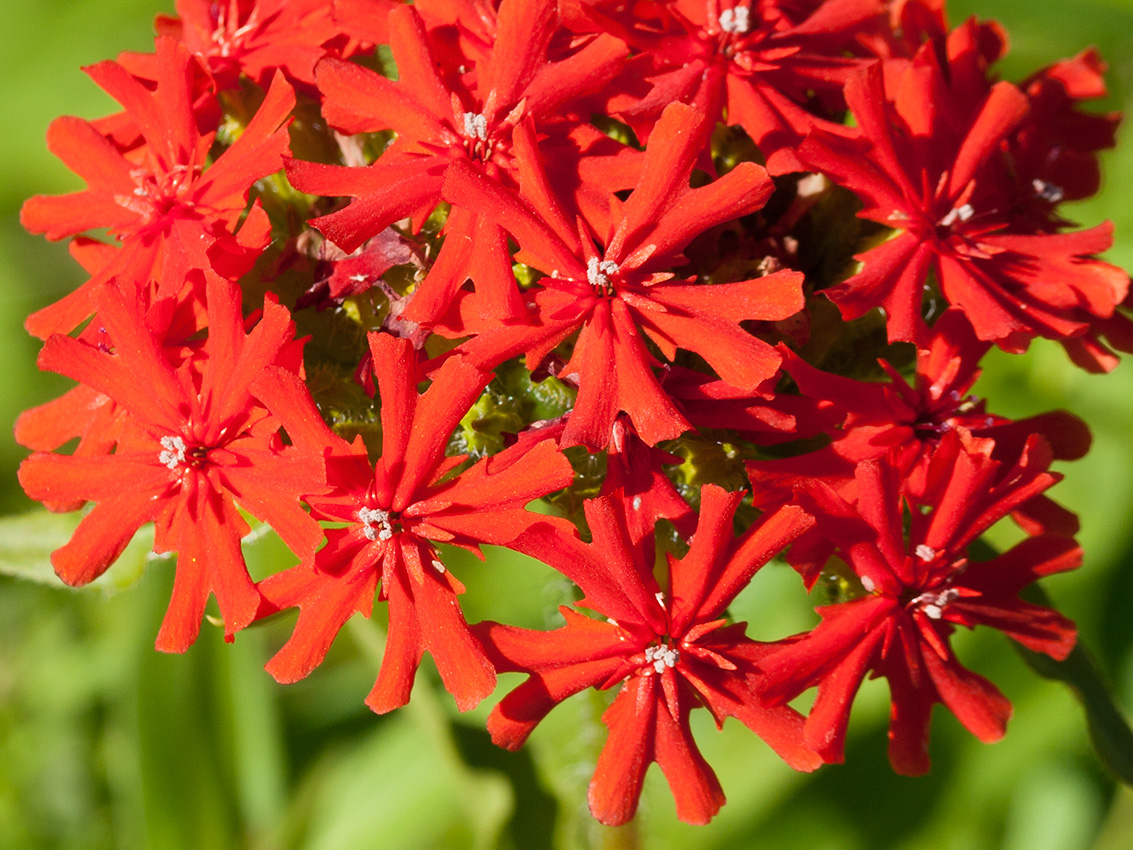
[2,1,1133,848]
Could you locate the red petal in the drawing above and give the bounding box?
[261,533,378,683]
[884,659,935,775]
[948,82,1029,197]
[155,483,257,652]
[364,570,426,714]
[482,0,556,114]
[49,490,157,586]
[315,56,446,138]
[197,72,295,206]
[653,693,724,824]
[922,647,1011,742]
[589,678,656,826]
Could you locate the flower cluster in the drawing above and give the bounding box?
[16,0,1129,827]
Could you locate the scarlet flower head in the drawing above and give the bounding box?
[596,0,884,173]
[480,485,819,825]
[799,43,1127,348]
[255,333,576,713]
[20,37,295,337]
[286,0,627,326]
[150,0,348,89]
[760,432,1080,774]
[445,101,805,448]
[18,274,323,652]
[748,310,1091,531]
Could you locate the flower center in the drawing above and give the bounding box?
[128,164,198,223]
[904,587,959,620]
[586,257,620,294]
[937,203,974,230]
[1032,178,1064,204]
[159,435,186,470]
[718,6,751,34]
[159,434,210,470]
[643,643,680,674]
[210,3,259,58]
[463,112,488,141]
[461,111,500,163]
[357,507,395,542]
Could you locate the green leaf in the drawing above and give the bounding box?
[1016,640,1133,786]
[1017,587,1133,785]
[0,509,153,591]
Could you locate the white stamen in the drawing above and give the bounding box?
[939,204,975,228]
[349,273,369,283]
[462,111,488,141]
[655,591,665,607]
[432,559,446,574]
[860,575,876,593]
[632,495,643,511]
[718,6,751,33]
[357,507,393,542]
[910,588,959,620]
[159,435,187,470]
[644,644,680,674]
[915,544,936,562]
[586,256,619,290]
[1032,179,1064,204]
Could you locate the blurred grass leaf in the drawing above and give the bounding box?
[1016,639,1133,786]
[1018,582,1133,785]
[0,509,152,591]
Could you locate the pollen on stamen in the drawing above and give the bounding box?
[915,544,936,562]
[462,112,488,141]
[357,507,393,542]
[432,559,446,574]
[586,256,619,290]
[158,435,187,470]
[860,575,876,593]
[939,204,975,228]
[644,644,680,674]
[718,6,751,34]
[911,588,958,620]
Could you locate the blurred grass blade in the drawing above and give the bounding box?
[0,508,152,590]
[1016,637,1133,785]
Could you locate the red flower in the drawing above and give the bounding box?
[799,48,1127,347]
[596,0,883,173]
[444,102,805,448]
[147,0,347,89]
[480,485,820,825]
[759,433,1080,774]
[255,333,576,713]
[747,310,1090,537]
[286,0,627,326]
[18,275,323,652]
[20,37,294,335]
